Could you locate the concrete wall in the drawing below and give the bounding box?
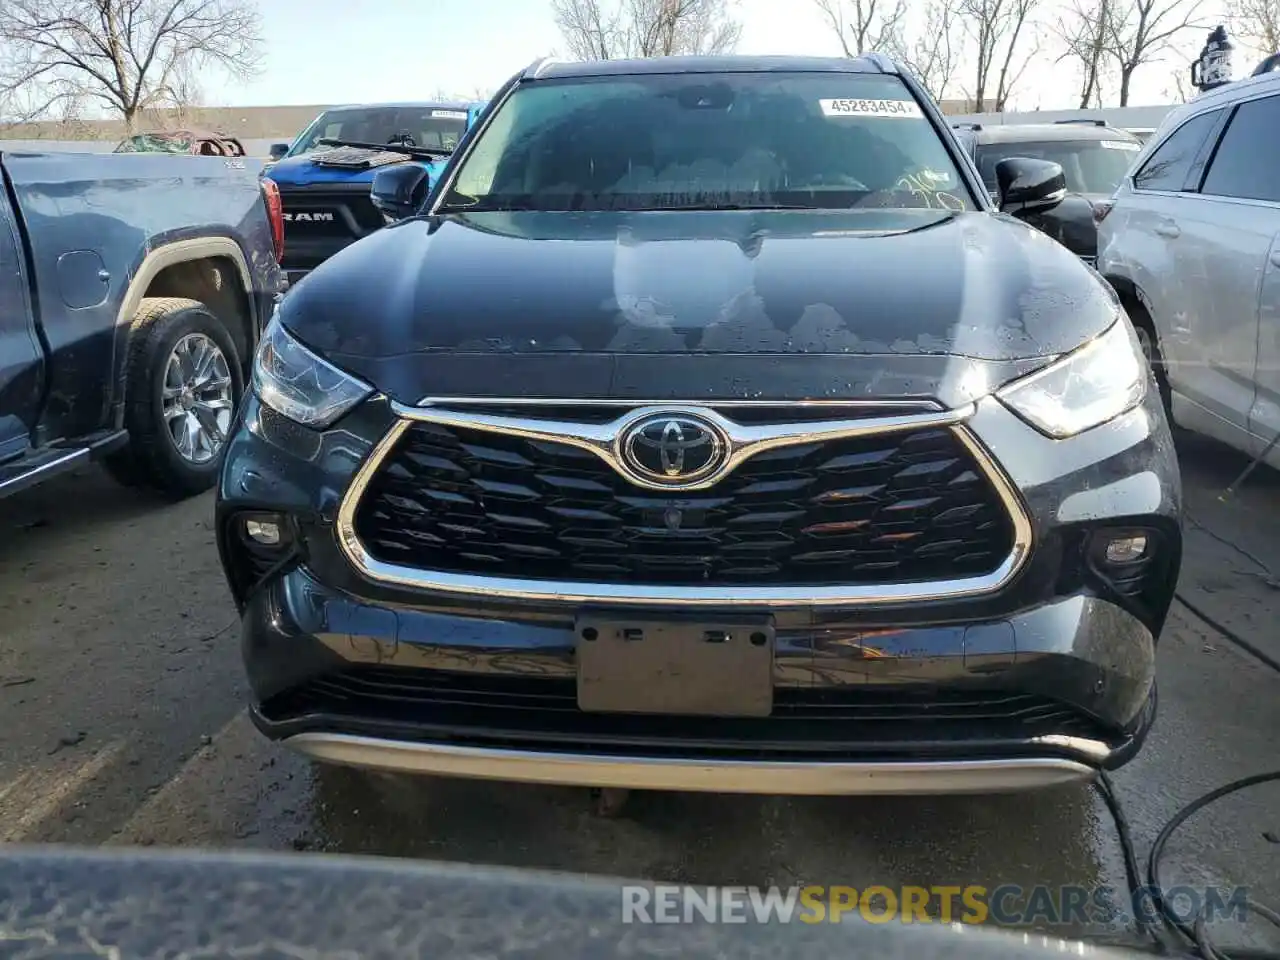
[1,103,1183,160]
[0,138,283,157]
[945,104,1178,130]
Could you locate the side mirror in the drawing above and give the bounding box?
[996,158,1067,216]
[269,143,289,160]
[371,164,430,223]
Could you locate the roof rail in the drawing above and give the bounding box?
[1054,118,1107,126]
[1252,52,1280,75]
[528,56,564,78]
[861,52,896,73]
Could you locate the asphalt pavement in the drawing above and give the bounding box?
[0,433,1277,950]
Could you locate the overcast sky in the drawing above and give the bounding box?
[210,0,1242,111]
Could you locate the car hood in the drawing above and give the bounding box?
[265,152,437,186]
[279,208,1121,407]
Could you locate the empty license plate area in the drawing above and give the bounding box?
[575,617,775,717]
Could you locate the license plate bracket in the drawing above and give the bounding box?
[575,616,774,717]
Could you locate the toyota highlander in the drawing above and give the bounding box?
[216,54,1182,796]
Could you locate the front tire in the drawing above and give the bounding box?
[1127,304,1171,416]
[104,297,243,499]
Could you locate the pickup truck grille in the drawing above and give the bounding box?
[351,418,1017,587]
[276,183,385,270]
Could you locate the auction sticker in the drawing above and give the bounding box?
[820,98,923,118]
[432,110,469,120]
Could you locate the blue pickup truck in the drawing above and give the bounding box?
[264,101,485,284]
[0,150,283,500]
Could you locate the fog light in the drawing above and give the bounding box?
[244,518,282,546]
[1104,534,1148,564]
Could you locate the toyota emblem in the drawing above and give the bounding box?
[621,413,726,485]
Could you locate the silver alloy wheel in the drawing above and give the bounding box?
[1136,325,1157,366]
[161,333,233,464]
[1134,325,1155,367]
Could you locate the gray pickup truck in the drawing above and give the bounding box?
[0,150,283,500]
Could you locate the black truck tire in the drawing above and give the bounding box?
[103,297,244,499]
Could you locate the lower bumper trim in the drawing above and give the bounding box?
[283,733,1097,795]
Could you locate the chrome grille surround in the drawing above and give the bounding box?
[335,398,1034,607]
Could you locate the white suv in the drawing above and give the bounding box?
[1098,69,1280,468]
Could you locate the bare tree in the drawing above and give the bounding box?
[156,61,205,125]
[0,0,263,130]
[1106,0,1205,106]
[1161,65,1194,101]
[1058,0,1115,106]
[992,0,1040,109]
[1231,0,1280,56]
[812,0,907,55]
[551,0,742,60]
[553,0,624,59]
[894,0,962,100]
[427,85,497,102]
[956,0,1042,110]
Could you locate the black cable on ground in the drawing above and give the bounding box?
[1174,592,1280,676]
[1089,579,1280,959]
[1096,771,1164,948]
[1147,771,1280,960]
[1096,767,1280,960]
[1086,511,1280,957]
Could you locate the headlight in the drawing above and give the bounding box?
[996,319,1147,438]
[252,315,373,428]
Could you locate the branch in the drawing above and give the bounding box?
[0,0,262,125]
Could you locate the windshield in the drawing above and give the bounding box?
[114,133,193,154]
[441,73,973,213]
[976,138,1142,194]
[288,106,469,156]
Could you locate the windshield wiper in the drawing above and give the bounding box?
[315,138,451,160]
[627,202,821,211]
[434,199,835,214]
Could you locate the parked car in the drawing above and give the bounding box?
[218,54,1181,796]
[263,101,485,285]
[1098,65,1280,469]
[113,129,248,157]
[952,120,1143,266]
[0,150,283,500]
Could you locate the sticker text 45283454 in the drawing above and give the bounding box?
[820,98,924,119]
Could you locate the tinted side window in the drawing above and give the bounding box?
[1133,109,1221,191]
[1201,96,1280,202]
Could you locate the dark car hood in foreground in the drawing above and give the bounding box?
[280,208,1121,407]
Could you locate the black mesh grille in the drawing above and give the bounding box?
[352,421,1017,586]
[259,667,1114,758]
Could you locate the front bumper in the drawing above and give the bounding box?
[281,737,1098,794]
[218,388,1181,794]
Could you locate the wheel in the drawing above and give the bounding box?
[104,297,243,499]
[1127,305,1171,415]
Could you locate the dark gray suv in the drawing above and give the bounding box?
[953,120,1143,266]
[217,54,1182,797]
